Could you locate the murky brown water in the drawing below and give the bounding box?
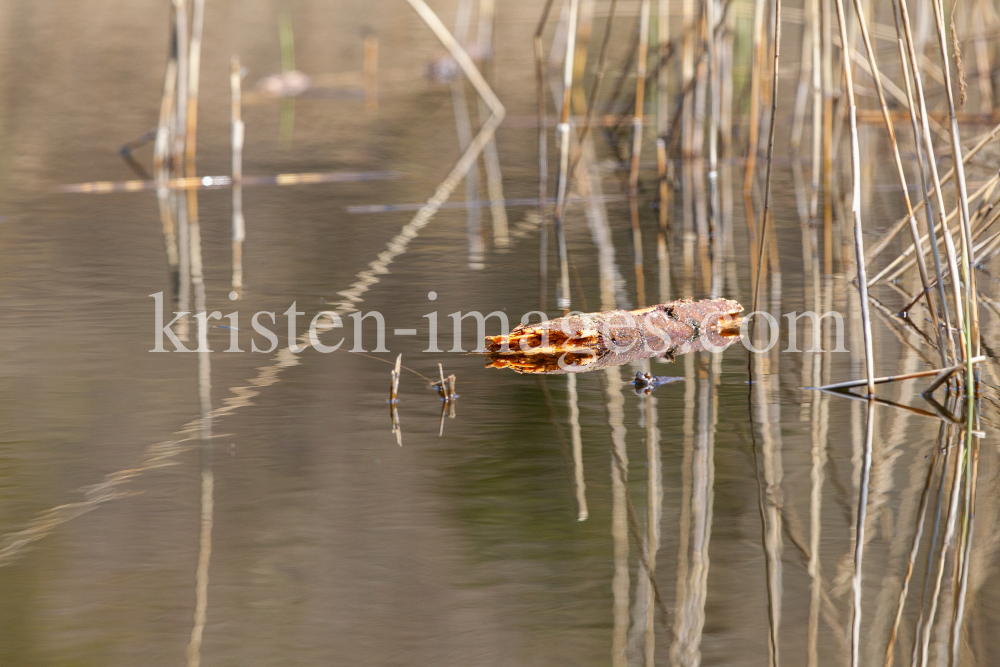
[1,1,999,665]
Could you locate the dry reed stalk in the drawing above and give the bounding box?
[61,170,400,194]
[814,357,986,392]
[628,0,651,307]
[656,138,671,302]
[749,0,781,351]
[534,0,555,311]
[865,120,1000,266]
[231,56,245,295]
[850,0,945,364]
[821,0,834,274]
[931,0,980,395]
[833,0,875,397]
[877,172,1000,285]
[892,0,969,370]
[553,0,581,312]
[476,0,509,250]
[567,0,617,182]
[154,22,179,272]
[680,0,696,158]
[657,0,668,139]
[452,0,483,270]
[451,74,484,270]
[743,0,766,198]
[363,35,379,112]
[972,0,992,115]
[883,0,951,357]
[790,21,812,154]
[809,0,823,221]
[691,42,707,160]
[174,0,191,340]
[185,0,207,325]
[706,0,721,277]
[921,362,968,396]
[402,0,506,266]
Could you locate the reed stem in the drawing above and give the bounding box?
[833,0,875,398]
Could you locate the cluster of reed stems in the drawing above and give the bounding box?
[153,0,242,336]
[532,0,996,662]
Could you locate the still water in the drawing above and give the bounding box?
[0,1,998,665]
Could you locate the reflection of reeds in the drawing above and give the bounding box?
[154,15,179,275]
[850,398,874,667]
[231,56,245,295]
[643,370,661,667]
[567,373,587,521]
[390,354,402,446]
[534,0,554,311]
[626,0,650,307]
[185,311,214,667]
[552,0,580,312]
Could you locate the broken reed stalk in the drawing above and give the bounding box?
[390,354,402,446]
[878,172,1000,286]
[833,0,875,398]
[864,120,1000,268]
[850,0,946,365]
[749,0,780,346]
[628,0,651,308]
[552,0,581,312]
[534,0,554,312]
[231,56,245,295]
[813,357,985,392]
